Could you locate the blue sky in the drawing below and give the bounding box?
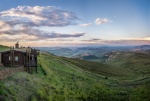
[0,0,150,46]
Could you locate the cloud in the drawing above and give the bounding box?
[0,21,12,31]
[106,40,150,46]
[39,32,85,39]
[143,37,150,40]
[80,23,91,27]
[127,37,150,41]
[0,24,85,41]
[82,38,102,42]
[0,6,78,27]
[80,37,150,46]
[0,6,85,42]
[95,18,111,25]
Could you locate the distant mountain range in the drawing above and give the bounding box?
[35,45,150,61]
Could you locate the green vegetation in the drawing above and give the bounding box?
[0,45,9,51]
[0,81,8,101]
[60,56,132,78]
[105,52,150,75]
[0,45,149,101]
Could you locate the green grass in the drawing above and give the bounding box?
[60,56,133,78]
[105,52,150,75]
[0,45,149,101]
[0,45,9,51]
[0,81,6,100]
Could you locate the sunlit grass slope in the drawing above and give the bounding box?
[0,50,149,101]
[105,52,150,74]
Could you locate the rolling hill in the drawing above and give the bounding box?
[105,51,150,75]
[0,45,9,51]
[0,45,150,101]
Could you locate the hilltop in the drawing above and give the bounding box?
[0,45,9,51]
[0,45,150,101]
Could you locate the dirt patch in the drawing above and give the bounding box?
[0,67,24,80]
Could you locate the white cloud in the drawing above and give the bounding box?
[95,18,111,25]
[0,6,78,27]
[80,23,91,27]
[0,24,85,41]
[144,37,150,40]
[125,37,150,41]
[0,6,85,42]
[0,21,11,31]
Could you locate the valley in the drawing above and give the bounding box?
[0,45,150,101]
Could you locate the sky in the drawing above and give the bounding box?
[0,0,150,47]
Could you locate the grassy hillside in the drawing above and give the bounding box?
[0,45,9,51]
[59,56,134,78]
[105,52,150,75]
[0,52,149,101]
[0,45,9,70]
